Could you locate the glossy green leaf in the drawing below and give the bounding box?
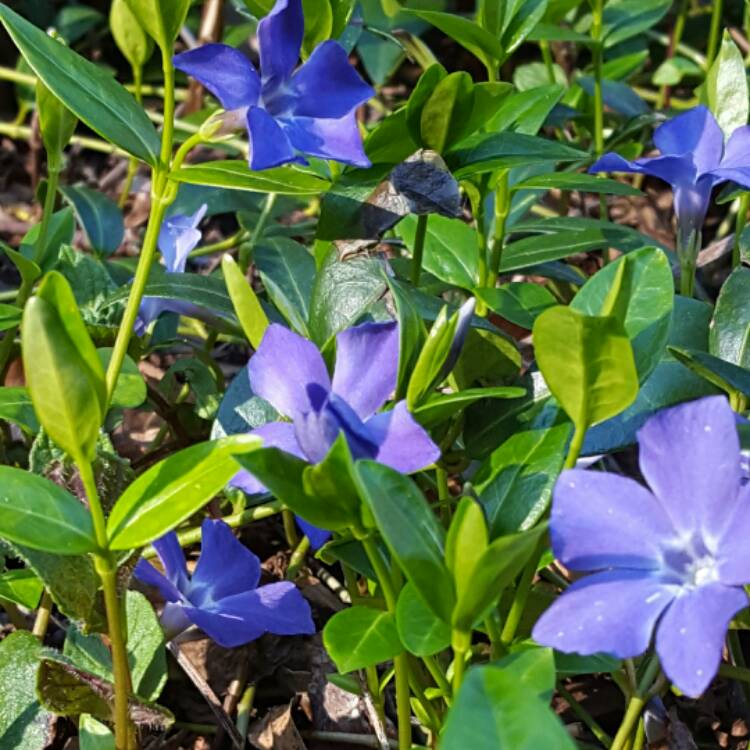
[255,238,315,337]
[323,607,403,673]
[445,497,487,604]
[441,664,576,750]
[700,32,749,137]
[669,347,750,399]
[0,4,160,165]
[414,386,525,428]
[475,423,571,537]
[97,348,146,409]
[107,435,261,549]
[710,266,750,368]
[0,466,97,554]
[302,0,333,56]
[79,714,115,750]
[571,247,674,382]
[123,0,190,50]
[405,63,447,145]
[355,461,455,623]
[500,229,611,273]
[533,306,639,431]
[602,0,671,48]
[60,185,124,256]
[502,0,548,57]
[170,161,331,196]
[1,244,40,290]
[21,207,74,272]
[0,631,55,750]
[0,303,21,332]
[110,0,153,68]
[476,283,556,329]
[222,254,269,349]
[36,80,77,167]
[511,172,642,196]
[0,569,43,609]
[395,581,451,657]
[420,71,474,153]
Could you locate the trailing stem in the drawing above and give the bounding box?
[610,658,661,750]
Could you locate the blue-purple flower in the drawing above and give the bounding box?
[231,321,441,547]
[173,0,373,171]
[134,204,207,335]
[134,519,314,648]
[590,106,750,250]
[533,396,750,697]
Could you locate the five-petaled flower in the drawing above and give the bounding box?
[231,321,441,548]
[135,204,207,335]
[173,0,374,170]
[134,519,314,647]
[533,396,750,697]
[590,106,750,270]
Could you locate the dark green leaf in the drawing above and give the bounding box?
[511,172,642,196]
[669,347,750,398]
[710,266,750,368]
[60,185,124,256]
[420,71,474,153]
[0,303,21,332]
[414,387,525,428]
[500,229,611,273]
[395,581,451,657]
[476,283,556,329]
[602,0,671,48]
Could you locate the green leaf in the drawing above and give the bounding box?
[445,497,488,604]
[669,347,750,399]
[404,10,502,71]
[110,0,153,68]
[308,249,387,349]
[405,63,447,145]
[60,185,124,256]
[0,569,43,609]
[170,161,331,196]
[22,273,105,461]
[571,247,674,382]
[501,0,548,58]
[395,581,451,657]
[255,238,315,337]
[500,229,611,273]
[475,423,571,537]
[447,132,587,179]
[0,387,39,432]
[496,647,555,699]
[211,367,278,439]
[511,172,643,196]
[0,303,21,331]
[710,266,750,368]
[0,631,55,750]
[476,283,556,329]
[21,207,74,272]
[302,0,333,56]
[323,607,403,673]
[36,79,77,167]
[700,33,749,136]
[387,278,426,399]
[414,386,526,428]
[601,0,671,48]
[441,664,576,750]
[420,71,474,153]
[534,306,639,431]
[79,714,115,750]
[222,254,269,349]
[97,348,146,409]
[0,466,97,554]
[107,435,261,549]
[1,243,40,290]
[355,461,455,623]
[0,4,160,165]
[123,0,190,50]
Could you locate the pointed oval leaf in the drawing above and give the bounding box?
[221,254,269,349]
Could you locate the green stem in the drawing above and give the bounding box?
[557,683,613,748]
[32,591,53,639]
[422,654,451,699]
[657,0,688,109]
[235,684,256,738]
[564,424,586,470]
[706,0,724,66]
[734,194,750,267]
[189,229,248,259]
[239,192,278,272]
[679,257,696,297]
[36,167,60,261]
[451,630,469,693]
[484,612,506,660]
[488,170,510,285]
[119,66,143,208]
[286,535,311,579]
[719,661,750,684]
[539,40,556,83]
[591,0,605,159]
[282,509,299,548]
[610,658,661,750]
[410,214,429,287]
[500,540,545,647]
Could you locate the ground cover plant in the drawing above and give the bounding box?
[2,0,750,748]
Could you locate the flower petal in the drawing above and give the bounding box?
[158,204,207,272]
[152,532,190,592]
[653,105,724,174]
[332,321,399,419]
[289,40,374,119]
[133,559,183,603]
[188,520,261,606]
[296,517,332,550]
[672,180,713,234]
[258,0,303,89]
[173,44,260,110]
[247,107,303,170]
[637,396,742,539]
[591,152,696,190]
[550,469,676,571]
[656,583,747,697]
[532,569,676,658]
[247,324,331,418]
[715,483,750,585]
[184,581,314,648]
[366,401,441,473]
[230,421,305,495]
[282,113,371,168]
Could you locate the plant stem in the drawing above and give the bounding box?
[557,683,613,748]
[32,591,53,639]
[734,194,750,267]
[591,0,605,160]
[239,192,278,272]
[282,509,299,547]
[286,535,311,579]
[679,257,696,297]
[564,424,586,470]
[488,170,510,285]
[719,662,750,684]
[235,684,256,738]
[361,536,411,750]
[410,214,429,287]
[189,229,248,259]
[706,0,724,66]
[422,654,451,699]
[540,40,556,83]
[119,66,143,208]
[500,539,544,646]
[451,631,468,693]
[611,658,661,750]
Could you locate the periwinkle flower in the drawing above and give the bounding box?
[134,519,314,648]
[590,106,750,276]
[173,0,374,170]
[231,321,441,547]
[135,204,207,335]
[533,396,750,697]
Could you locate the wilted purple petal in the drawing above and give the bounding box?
[653,106,723,174]
[638,396,742,539]
[230,421,305,495]
[289,40,374,119]
[173,44,260,110]
[247,106,303,170]
[258,0,303,90]
[159,204,207,272]
[296,518,332,550]
[550,469,676,571]
[248,324,331,418]
[656,583,747,697]
[188,520,262,606]
[332,321,399,419]
[532,569,676,658]
[366,401,441,473]
[283,113,371,168]
[134,559,183,603]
